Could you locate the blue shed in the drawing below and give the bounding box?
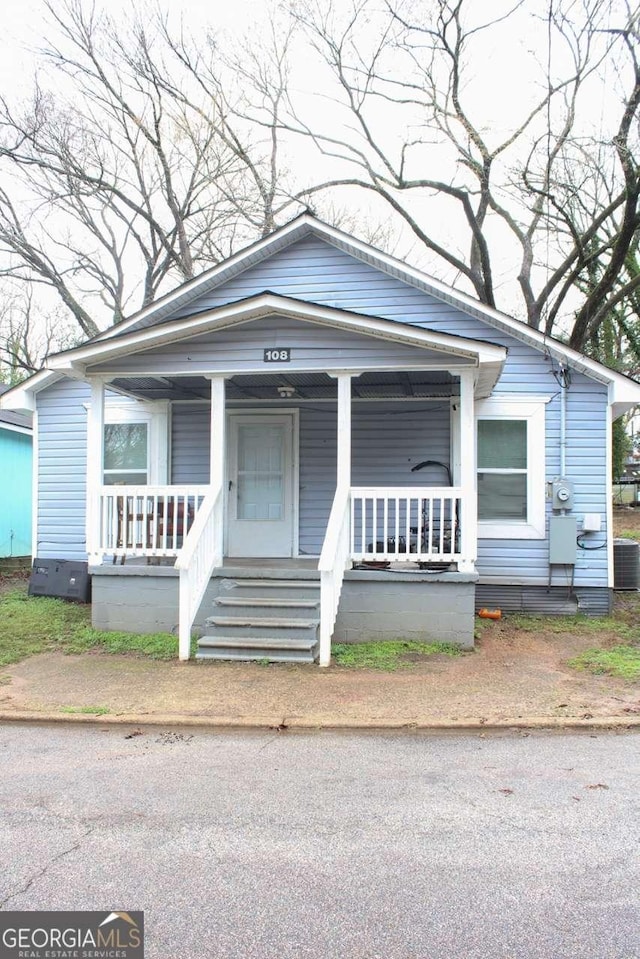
[0,384,33,558]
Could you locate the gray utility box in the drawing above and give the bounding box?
[28,558,91,603]
[549,516,578,565]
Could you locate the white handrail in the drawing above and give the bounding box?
[318,484,351,667]
[175,484,224,661]
[350,485,463,563]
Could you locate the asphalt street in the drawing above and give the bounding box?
[0,724,638,959]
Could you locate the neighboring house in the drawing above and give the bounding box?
[0,384,32,558]
[2,214,640,664]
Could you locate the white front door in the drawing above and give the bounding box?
[226,412,297,557]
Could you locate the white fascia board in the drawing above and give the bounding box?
[0,421,32,436]
[611,377,640,419]
[0,370,63,413]
[47,294,507,375]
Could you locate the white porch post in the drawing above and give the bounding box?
[458,369,477,573]
[335,372,352,488]
[208,375,227,492]
[86,376,105,565]
[318,372,353,668]
[208,374,227,579]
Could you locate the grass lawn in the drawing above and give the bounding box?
[0,587,186,668]
[1,574,640,679]
[567,645,640,679]
[332,640,463,670]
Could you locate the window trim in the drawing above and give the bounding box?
[103,398,169,486]
[476,396,549,540]
[103,421,150,485]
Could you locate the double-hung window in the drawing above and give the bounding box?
[101,400,169,486]
[476,397,548,539]
[103,422,149,485]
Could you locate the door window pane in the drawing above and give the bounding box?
[237,425,284,521]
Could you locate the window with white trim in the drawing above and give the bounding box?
[101,399,169,486]
[103,422,149,485]
[476,397,548,539]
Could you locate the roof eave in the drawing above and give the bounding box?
[53,214,640,403]
[0,370,63,413]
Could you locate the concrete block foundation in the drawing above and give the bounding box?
[90,563,478,649]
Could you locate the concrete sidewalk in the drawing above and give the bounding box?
[0,634,639,730]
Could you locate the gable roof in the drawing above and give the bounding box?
[44,292,508,399]
[91,212,640,410]
[1,212,640,416]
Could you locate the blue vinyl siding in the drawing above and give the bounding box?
[36,382,141,561]
[477,376,609,587]
[0,428,32,557]
[170,236,463,325]
[37,378,90,560]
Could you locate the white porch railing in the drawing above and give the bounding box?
[318,484,351,667]
[350,486,463,563]
[95,485,209,559]
[175,484,224,661]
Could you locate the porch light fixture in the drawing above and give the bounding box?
[277,384,296,398]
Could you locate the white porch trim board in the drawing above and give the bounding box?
[318,372,353,667]
[318,484,351,668]
[176,485,224,661]
[335,372,353,489]
[458,370,477,573]
[86,377,105,564]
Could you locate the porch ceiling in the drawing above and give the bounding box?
[109,370,457,402]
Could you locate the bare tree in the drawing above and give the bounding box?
[1,0,639,358]
[280,0,640,348]
[0,0,301,339]
[0,286,79,381]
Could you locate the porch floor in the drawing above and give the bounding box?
[109,555,473,581]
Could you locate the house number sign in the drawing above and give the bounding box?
[263,348,291,362]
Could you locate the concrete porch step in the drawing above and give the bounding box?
[199,634,317,651]
[203,574,321,661]
[196,634,318,663]
[214,597,320,617]
[218,578,320,601]
[236,579,319,589]
[205,615,319,642]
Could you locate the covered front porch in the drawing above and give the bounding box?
[47,294,505,664]
[85,369,480,665]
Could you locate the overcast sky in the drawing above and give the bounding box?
[0,0,624,334]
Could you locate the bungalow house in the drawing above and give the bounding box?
[2,214,640,665]
[0,384,32,558]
